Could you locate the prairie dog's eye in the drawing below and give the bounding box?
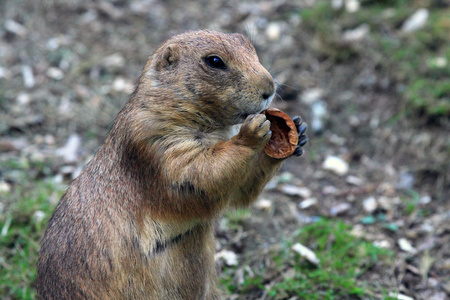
[205,56,226,69]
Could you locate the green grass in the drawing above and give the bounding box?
[223,208,251,229]
[0,159,64,299]
[220,219,394,299]
[272,219,394,298]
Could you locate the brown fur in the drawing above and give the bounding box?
[36,30,286,299]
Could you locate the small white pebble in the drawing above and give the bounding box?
[22,65,35,88]
[301,88,324,104]
[311,101,327,133]
[0,181,11,193]
[342,24,369,41]
[420,222,434,233]
[388,292,415,300]
[47,37,60,50]
[331,0,343,10]
[0,66,11,79]
[46,67,64,80]
[281,185,312,198]
[5,19,27,36]
[112,77,134,93]
[254,198,272,210]
[363,197,377,213]
[346,175,364,186]
[32,210,46,224]
[330,202,351,216]
[398,238,417,254]
[298,198,317,209]
[57,134,81,163]
[101,53,125,68]
[323,185,338,195]
[16,93,31,105]
[419,195,431,205]
[322,156,349,176]
[278,172,294,183]
[402,8,429,32]
[292,242,320,265]
[350,224,364,237]
[265,22,281,41]
[215,250,238,266]
[345,0,360,13]
[373,240,391,249]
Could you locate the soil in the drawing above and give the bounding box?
[0,0,448,299]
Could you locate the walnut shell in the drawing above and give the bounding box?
[262,108,298,159]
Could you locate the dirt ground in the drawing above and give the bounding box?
[0,0,449,299]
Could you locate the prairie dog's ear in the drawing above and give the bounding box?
[153,44,179,71]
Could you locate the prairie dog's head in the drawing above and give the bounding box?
[141,30,276,127]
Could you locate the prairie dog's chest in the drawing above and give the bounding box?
[190,125,240,146]
[227,124,242,139]
[138,219,198,252]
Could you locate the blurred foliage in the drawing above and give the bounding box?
[300,0,450,118]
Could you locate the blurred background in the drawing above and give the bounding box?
[0,0,449,299]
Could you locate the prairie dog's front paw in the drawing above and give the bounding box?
[236,114,271,148]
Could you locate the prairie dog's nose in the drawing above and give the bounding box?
[262,90,274,100]
[261,74,276,101]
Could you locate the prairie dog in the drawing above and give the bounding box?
[36,30,307,299]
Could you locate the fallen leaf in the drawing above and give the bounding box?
[419,251,435,283]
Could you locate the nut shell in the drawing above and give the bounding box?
[262,108,298,159]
